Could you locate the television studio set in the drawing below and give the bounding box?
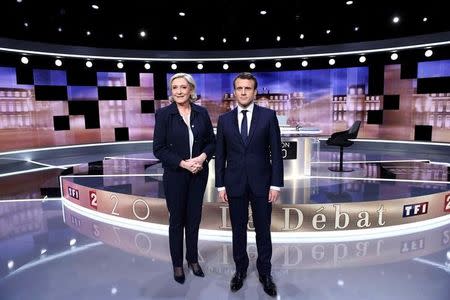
[0,1,449,299]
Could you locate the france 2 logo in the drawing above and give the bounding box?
[89,191,98,209]
[445,194,450,213]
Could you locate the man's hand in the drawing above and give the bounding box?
[268,189,279,203]
[218,190,228,203]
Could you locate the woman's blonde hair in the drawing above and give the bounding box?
[169,73,197,102]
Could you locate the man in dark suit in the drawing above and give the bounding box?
[215,72,283,297]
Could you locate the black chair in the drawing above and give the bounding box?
[326,121,361,172]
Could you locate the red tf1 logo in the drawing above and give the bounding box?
[89,191,98,209]
[67,186,79,200]
[403,202,428,217]
[445,194,450,213]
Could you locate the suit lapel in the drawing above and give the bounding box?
[231,108,244,145]
[247,104,260,146]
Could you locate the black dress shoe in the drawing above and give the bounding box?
[188,262,205,277]
[230,271,247,292]
[173,267,185,284]
[259,275,277,297]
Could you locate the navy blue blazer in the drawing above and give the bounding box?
[215,104,284,197]
[153,102,215,171]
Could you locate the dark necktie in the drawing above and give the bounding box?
[241,110,248,144]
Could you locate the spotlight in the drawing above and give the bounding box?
[171,63,177,70]
[223,63,229,70]
[197,63,203,70]
[222,38,227,43]
[91,4,99,10]
[390,53,399,61]
[86,31,91,36]
[328,58,336,65]
[354,26,359,31]
[260,10,267,15]
[393,16,400,23]
[117,62,124,69]
[40,248,47,255]
[423,17,428,22]
[24,22,29,28]
[69,238,77,246]
[425,49,433,57]
[301,60,308,67]
[58,27,63,32]
[346,1,353,5]
[140,31,146,38]
[326,29,331,34]
[173,36,178,40]
[276,36,281,41]
[86,60,93,68]
[144,63,151,70]
[299,33,305,39]
[249,63,256,69]
[118,33,124,39]
[245,37,250,42]
[7,260,14,270]
[55,59,63,67]
[178,12,186,17]
[359,56,366,63]
[21,56,29,64]
[275,61,281,68]
[200,36,205,41]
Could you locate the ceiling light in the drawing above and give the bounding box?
[58,27,63,32]
[86,60,93,68]
[354,26,359,31]
[390,53,398,60]
[21,56,29,64]
[346,1,353,5]
[173,36,178,40]
[276,36,281,41]
[425,49,433,57]
[17,0,23,3]
[91,4,99,10]
[69,238,77,246]
[326,29,331,34]
[222,38,227,43]
[245,37,250,42]
[359,55,366,63]
[118,33,124,38]
[197,63,203,70]
[275,61,281,68]
[301,60,308,67]
[260,10,267,15]
[200,36,205,41]
[223,63,229,70]
[329,58,336,65]
[179,12,186,17]
[86,31,91,36]
[7,260,14,270]
[423,17,428,22]
[299,33,304,39]
[392,16,400,23]
[249,63,256,69]
[24,22,29,28]
[140,31,146,38]
[171,63,177,70]
[117,62,124,69]
[55,59,63,67]
[144,63,151,70]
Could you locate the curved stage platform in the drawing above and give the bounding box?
[1,139,449,299]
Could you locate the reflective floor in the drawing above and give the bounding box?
[0,141,449,299]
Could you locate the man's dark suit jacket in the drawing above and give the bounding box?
[215,104,284,197]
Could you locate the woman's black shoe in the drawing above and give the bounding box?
[173,267,185,284]
[188,262,205,277]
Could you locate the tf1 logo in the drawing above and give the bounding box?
[403,202,428,217]
[445,194,450,213]
[67,186,80,200]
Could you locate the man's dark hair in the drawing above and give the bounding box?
[233,72,258,90]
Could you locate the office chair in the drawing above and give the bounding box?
[326,120,361,172]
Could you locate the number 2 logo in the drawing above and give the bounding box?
[90,191,98,209]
